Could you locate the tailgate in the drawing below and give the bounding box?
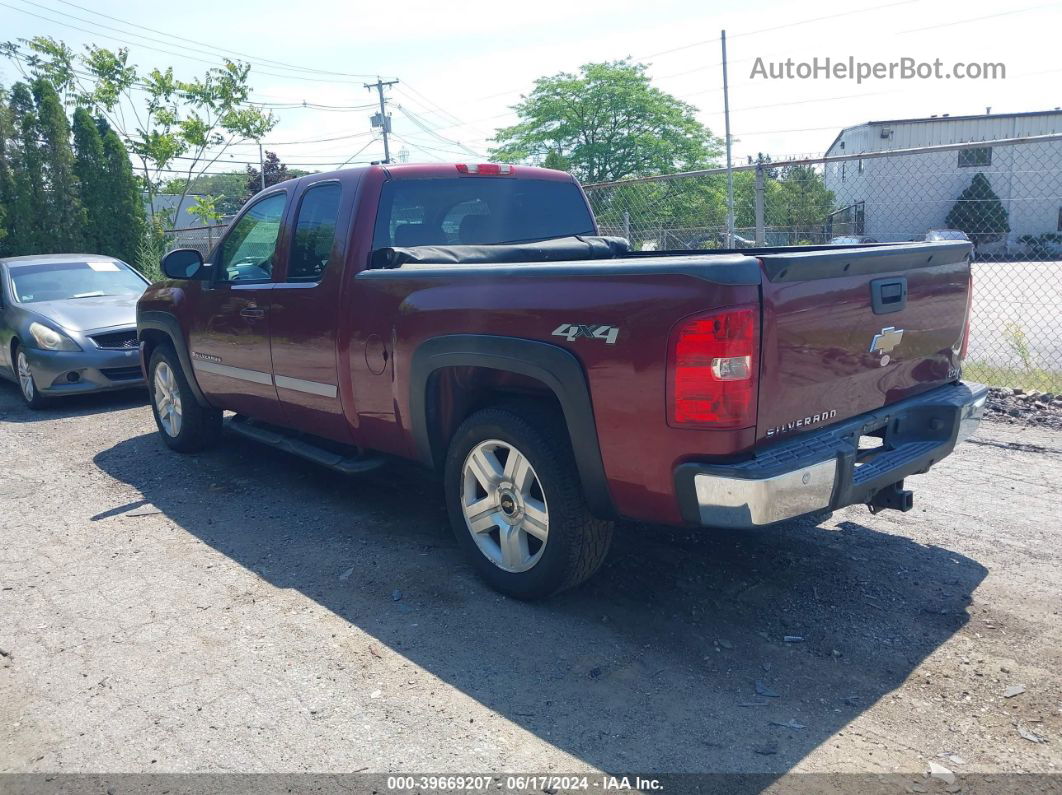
[755,242,972,444]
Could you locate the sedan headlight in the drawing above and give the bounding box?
[29,321,81,352]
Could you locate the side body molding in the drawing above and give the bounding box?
[409,334,615,518]
[137,310,212,407]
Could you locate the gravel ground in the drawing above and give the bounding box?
[1,382,1060,786]
[986,386,1062,432]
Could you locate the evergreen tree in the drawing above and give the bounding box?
[945,172,1010,246]
[0,87,13,256]
[7,83,45,255]
[99,120,145,265]
[72,106,107,253]
[31,78,86,252]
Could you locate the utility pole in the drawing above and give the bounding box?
[365,78,399,164]
[721,30,735,248]
[258,141,265,191]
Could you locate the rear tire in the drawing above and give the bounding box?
[148,344,222,453]
[444,403,614,599]
[14,343,48,410]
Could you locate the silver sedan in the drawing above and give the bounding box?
[0,254,149,408]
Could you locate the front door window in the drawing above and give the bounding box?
[215,193,287,283]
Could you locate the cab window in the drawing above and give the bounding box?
[371,178,595,250]
[288,183,342,282]
[215,192,287,282]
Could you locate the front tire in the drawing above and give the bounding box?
[148,344,222,453]
[14,344,48,410]
[444,404,614,599]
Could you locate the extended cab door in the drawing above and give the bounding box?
[187,190,288,424]
[267,178,355,442]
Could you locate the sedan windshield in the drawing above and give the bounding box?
[10,261,147,304]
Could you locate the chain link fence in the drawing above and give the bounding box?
[164,224,228,257]
[158,136,1061,391]
[584,134,1062,391]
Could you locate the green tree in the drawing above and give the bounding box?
[244,150,291,201]
[162,170,246,215]
[99,121,145,266]
[188,193,223,225]
[490,60,720,184]
[0,86,12,255]
[32,78,86,251]
[541,150,571,172]
[773,164,834,230]
[72,106,107,253]
[6,82,45,254]
[945,172,1010,246]
[3,37,276,227]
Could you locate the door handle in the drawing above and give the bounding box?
[240,307,266,319]
[870,277,907,315]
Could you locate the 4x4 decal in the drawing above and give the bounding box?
[552,323,620,345]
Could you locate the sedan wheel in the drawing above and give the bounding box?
[460,439,550,573]
[16,350,35,402]
[152,361,183,437]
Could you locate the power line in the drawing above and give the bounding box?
[463,0,924,111]
[258,130,376,147]
[0,0,372,84]
[396,105,485,158]
[3,47,316,113]
[338,136,383,168]
[246,101,379,112]
[899,2,1057,33]
[390,133,481,160]
[39,0,386,79]
[163,154,372,167]
[637,0,921,59]
[396,82,493,138]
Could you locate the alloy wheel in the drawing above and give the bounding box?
[16,351,35,402]
[460,439,549,573]
[153,361,183,437]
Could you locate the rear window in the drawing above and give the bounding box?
[371,177,596,250]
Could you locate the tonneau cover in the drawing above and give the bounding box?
[371,235,630,269]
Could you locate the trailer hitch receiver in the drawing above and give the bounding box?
[867,480,914,515]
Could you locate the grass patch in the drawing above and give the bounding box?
[963,361,1062,393]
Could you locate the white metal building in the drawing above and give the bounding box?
[822,110,1062,252]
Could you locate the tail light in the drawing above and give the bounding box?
[959,274,973,361]
[667,305,759,428]
[456,163,513,175]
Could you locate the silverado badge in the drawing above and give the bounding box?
[766,409,838,438]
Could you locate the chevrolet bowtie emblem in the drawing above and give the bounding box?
[870,326,904,354]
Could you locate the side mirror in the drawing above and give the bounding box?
[162,248,206,280]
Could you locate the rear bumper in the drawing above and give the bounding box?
[675,381,988,528]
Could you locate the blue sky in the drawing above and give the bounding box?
[1,0,1059,177]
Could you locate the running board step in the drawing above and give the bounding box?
[225,415,384,475]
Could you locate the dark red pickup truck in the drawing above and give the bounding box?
[138,162,986,598]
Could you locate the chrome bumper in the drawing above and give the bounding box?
[677,381,989,529]
[693,458,838,527]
